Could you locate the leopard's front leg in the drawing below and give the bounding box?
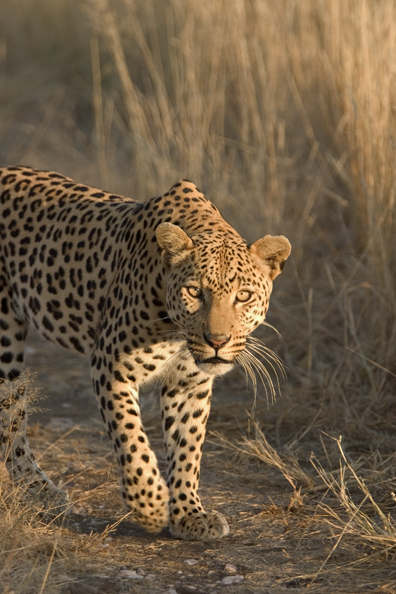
[161,367,229,541]
[91,348,169,534]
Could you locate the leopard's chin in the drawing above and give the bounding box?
[195,357,234,376]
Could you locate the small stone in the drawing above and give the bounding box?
[221,575,244,585]
[184,559,199,565]
[136,567,146,575]
[118,569,144,580]
[225,563,237,574]
[162,589,178,594]
[145,574,157,580]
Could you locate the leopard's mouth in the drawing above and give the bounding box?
[195,356,234,376]
[199,356,233,365]
[187,343,235,373]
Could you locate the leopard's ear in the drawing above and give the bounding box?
[156,222,194,266]
[250,235,291,280]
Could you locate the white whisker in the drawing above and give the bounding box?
[234,334,286,404]
[246,343,286,380]
[259,321,284,342]
[243,350,277,404]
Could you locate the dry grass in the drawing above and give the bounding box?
[211,418,316,490]
[213,423,396,561]
[0,375,123,593]
[1,0,396,590]
[0,480,114,594]
[311,439,396,561]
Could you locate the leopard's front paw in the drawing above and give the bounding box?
[170,511,229,541]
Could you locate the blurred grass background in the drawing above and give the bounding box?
[1,0,396,568]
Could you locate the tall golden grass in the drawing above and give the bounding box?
[1,0,396,589]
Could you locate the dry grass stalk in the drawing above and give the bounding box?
[310,437,396,580]
[313,438,396,544]
[211,418,316,490]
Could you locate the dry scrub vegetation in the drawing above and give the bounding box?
[1,0,396,592]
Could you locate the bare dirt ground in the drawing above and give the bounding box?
[14,330,394,594]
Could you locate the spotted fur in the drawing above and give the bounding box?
[0,166,291,540]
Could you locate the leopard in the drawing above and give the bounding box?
[0,166,291,541]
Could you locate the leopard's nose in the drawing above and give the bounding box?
[204,333,231,349]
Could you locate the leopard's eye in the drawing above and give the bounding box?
[187,286,202,298]
[236,290,252,303]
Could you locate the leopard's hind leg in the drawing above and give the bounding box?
[0,277,70,518]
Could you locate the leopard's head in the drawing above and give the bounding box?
[156,222,291,377]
